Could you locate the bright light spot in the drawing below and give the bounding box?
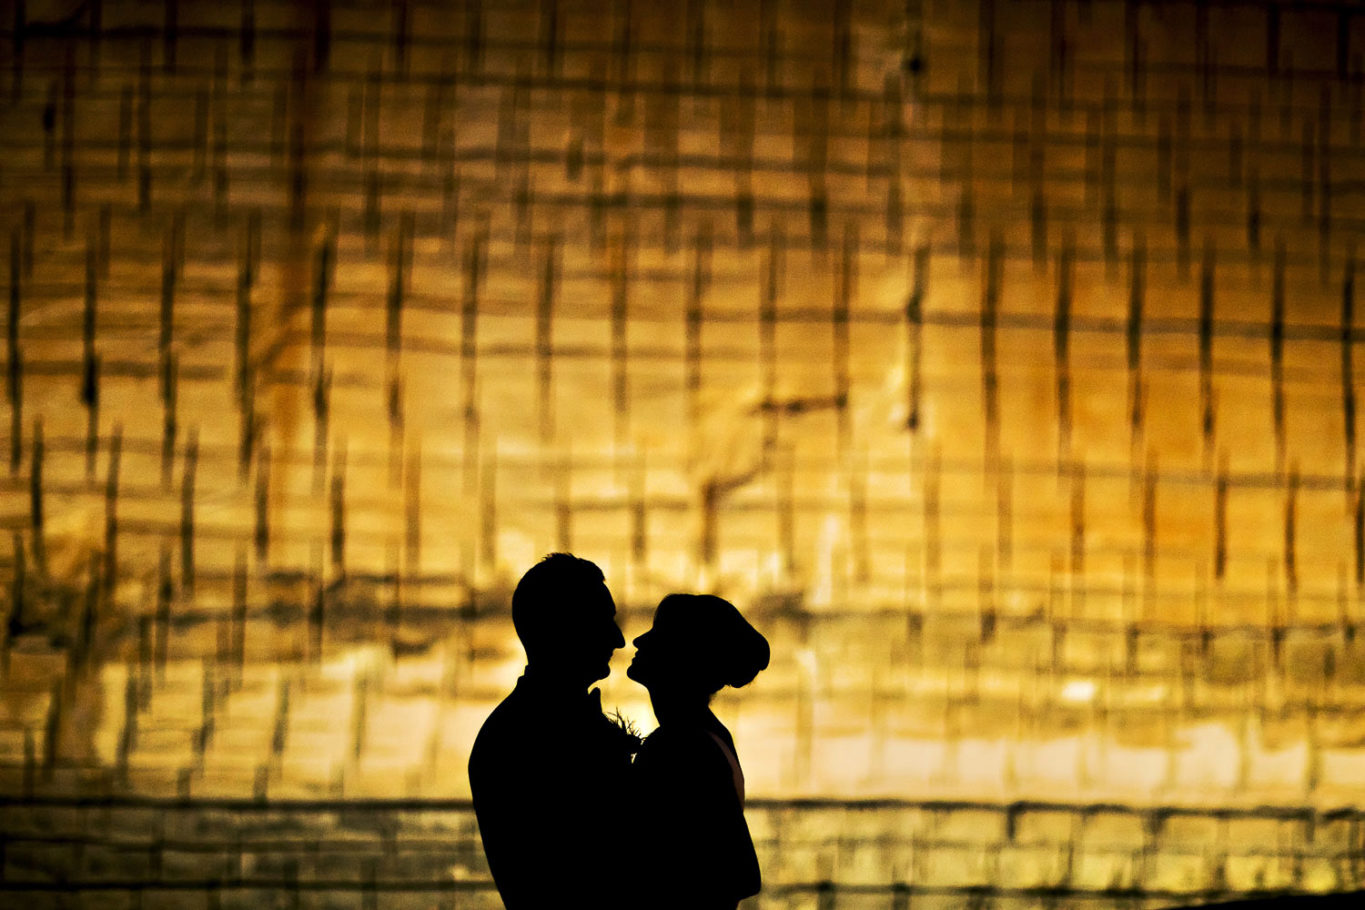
[1060,679,1097,702]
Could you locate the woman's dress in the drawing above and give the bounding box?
[630,710,761,910]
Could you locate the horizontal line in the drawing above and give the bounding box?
[0,880,1353,902]
[1,792,1360,820]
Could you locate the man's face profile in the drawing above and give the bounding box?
[569,581,625,684]
[538,580,624,686]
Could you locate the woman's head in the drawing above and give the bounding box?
[627,594,769,698]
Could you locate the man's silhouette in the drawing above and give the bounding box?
[468,553,632,909]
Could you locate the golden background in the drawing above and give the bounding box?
[1,0,1363,906]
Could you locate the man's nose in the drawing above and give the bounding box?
[612,623,626,648]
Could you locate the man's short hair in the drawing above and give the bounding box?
[511,553,607,653]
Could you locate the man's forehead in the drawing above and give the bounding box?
[569,581,615,612]
[591,583,616,613]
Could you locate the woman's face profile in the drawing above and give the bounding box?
[626,600,695,692]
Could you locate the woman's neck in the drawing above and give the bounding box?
[647,687,711,726]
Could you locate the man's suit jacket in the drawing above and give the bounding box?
[469,672,634,909]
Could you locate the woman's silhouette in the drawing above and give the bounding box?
[626,593,770,910]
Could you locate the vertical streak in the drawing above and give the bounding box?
[116,90,132,177]
[163,0,179,73]
[239,0,255,78]
[1199,241,1216,453]
[997,455,1013,571]
[232,549,247,674]
[83,233,99,476]
[8,229,21,473]
[611,233,629,446]
[79,553,99,670]
[779,449,794,576]
[238,212,260,477]
[1142,454,1157,582]
[630,455,646,575]
[1319,91,1333,273]
[480,447,497,577]
[155,546,171,676]
[313,0,331,72]
[104,427,122,603]
[555,460,571,553]
[461,235,483,495]
[1070,463,1085,577]
[312,232,334,491]
[363,71,381,240]
[1266,4,1280,79]
[981,234,1002,468]
[29,420,43,575]
[536,239,557,443]
[979,0,997,106]
[393,0,410,76]
[387,213,410,361]
[1301,120,1316,225]
[1102,80,1119,266]
[161,353,178,489]
[906,245,927,432]
[1215,458,1228,580]
[465,0,484,76]
[311,231,333,376]
[159,215,183,484]
[834,225,854,448]
[212,50,228,217]
[192,85,208,183]
[1248,165,1262,252]
[685,233,706,430]
[312,366,330,493]
[61,50,75,236]
[138,46,151,209]
[181,431,197,595]
[924,448,941,606]
[1128,238,1146,451]
[10,0,25,102]
[1271,243,1287,471]
[1055,243,1073,462]
[849,450,867,583]
[255,446,270,562]
[760,226,781,444]
[1344,256,1356,485]
[1284,466,1298,593]
[1354,484,1364,588]
[405,444,421,580]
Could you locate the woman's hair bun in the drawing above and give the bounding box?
[658,593,770,691]
[722,618,770,688]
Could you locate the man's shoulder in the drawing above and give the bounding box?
[469,685,604,767]
[471,688,531,746]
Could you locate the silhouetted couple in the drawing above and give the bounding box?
[468,553,770,909]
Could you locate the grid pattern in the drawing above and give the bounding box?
[2,0,1365,906]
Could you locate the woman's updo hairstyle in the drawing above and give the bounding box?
[655,593,770,692]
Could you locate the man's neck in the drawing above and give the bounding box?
[521,663,593,696]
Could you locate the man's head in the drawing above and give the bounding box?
[512,553,624,687]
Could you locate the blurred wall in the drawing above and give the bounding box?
[1,0,1364,907]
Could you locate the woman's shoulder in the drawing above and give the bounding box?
[639,721,727,750]
[636,724,734,779]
